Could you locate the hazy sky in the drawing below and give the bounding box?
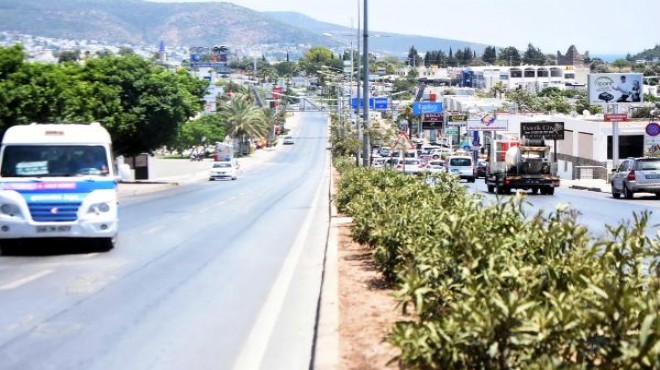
[148,0,659,55]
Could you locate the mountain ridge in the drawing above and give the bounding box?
[0,0,490,55]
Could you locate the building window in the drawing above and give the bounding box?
[510,70,522,78]
[565,73,575,79]
[537,69,549,77]
[524,69,535,77]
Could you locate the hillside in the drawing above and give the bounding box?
[265,11,491,55]
[0,0,326,47]
[0,0,492,56]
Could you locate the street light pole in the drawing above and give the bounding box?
[362,0,370,167]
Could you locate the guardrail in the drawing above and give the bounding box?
[573,165,609,182]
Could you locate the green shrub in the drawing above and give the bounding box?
[333,164,660,369]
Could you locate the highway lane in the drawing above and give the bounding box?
[466,180,660,239]
[0,112,330,370]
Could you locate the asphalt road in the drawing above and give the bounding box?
[465,180,660,239]
[0,112,330,370]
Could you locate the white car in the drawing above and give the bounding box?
[446,155,475,182]
[209,160,239,181]
[283,136,294,145]
[426,160,446,173]
[396,158,425,174]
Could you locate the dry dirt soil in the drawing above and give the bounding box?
[334,169,405,370]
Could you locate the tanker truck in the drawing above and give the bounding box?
[485,139,560,195]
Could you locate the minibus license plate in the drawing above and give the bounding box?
[36,225,71,233]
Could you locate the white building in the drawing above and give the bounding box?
[481,112,653,180]
[401,64,589,93]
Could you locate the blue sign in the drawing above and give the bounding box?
[413,102,443,115]
[373,97,389,110]
[351,97,390,110]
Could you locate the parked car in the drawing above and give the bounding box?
[446,155,475,182]
[396,158,425,174]
[429,148,453,160]
[378,147,391,157]
[372,157,387,168]
[283,136,294,145]
[475,159,488,178]
[385,157,401,168]
[611,157,660,199]
[426,159,446,173]
[209,160,239,181]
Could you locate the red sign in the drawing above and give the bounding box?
[423,113,443,122]
[391,131,416,150]
[604,113,628,122]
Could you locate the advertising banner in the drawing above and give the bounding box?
[422,113,443,122]
[466,119,508,131]
[588,73,643,105]
[521,122,565,140]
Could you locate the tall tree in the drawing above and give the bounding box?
[407,46,421,67]
[173,114,226,154]
[298,46,342,75]
[80,55,207,155]
[218,94,268,151]
[482,46,497,65]
[498,46,521,66]
[522,43,546,65]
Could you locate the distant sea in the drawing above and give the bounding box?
[592,54,627,63]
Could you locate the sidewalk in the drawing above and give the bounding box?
[561,178,610,193]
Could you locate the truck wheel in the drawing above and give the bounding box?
[546,187,555,195]
[487,185,495,193]
[531,187,539,195]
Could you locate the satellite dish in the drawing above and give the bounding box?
[583,110,591,116]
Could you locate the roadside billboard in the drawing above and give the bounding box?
[466,119,508,131]
[588,73,643,105]
[521,121,564,140]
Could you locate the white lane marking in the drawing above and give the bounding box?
[227,196,237,202]
[0,270,54,290]
[143,226,164,235]
[82,253,99,259]
[215,201,226,206]
[232,168,326,370]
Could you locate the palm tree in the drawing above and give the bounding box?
[218,94,268,155]
[398,103,416,137]
[261,107,286,145]
[492,81,506,99]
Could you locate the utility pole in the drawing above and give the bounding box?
[355,2,362,166]
[362,0,370,167]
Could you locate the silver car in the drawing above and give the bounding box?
[611,157,660,199]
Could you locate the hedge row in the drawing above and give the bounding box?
[334,158,660,370]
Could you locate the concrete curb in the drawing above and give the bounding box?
[569,185,605,192]
[313,164,342,370]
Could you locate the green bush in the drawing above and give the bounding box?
[334,166,660,369]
